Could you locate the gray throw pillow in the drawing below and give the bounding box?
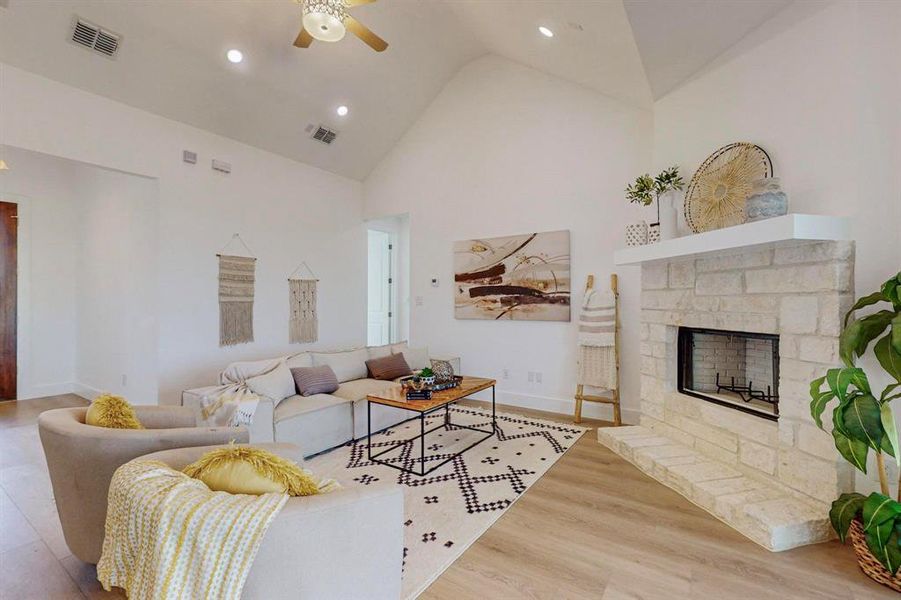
[291,365,339,397]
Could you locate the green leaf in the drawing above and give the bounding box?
[826,367,862,400]
[882,383,901,403]
[882,273,901,310]
[866,522,901,575]
[843,311,896,365]
[863,493,901,531]
[845,290,889,327]
[833,429,869,473]
[881,403,901,466]
[809,376,831,429]
[830,493,867,542]
[875,334,901,383]
[843,394,884,450]
[893,314,901,357]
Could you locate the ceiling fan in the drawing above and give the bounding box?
[293,0,388,52]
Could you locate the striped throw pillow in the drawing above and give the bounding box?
[365,353,413,381]
[291,365,339,397]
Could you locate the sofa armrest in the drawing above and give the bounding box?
[132,405,196,429]
[244,484,403,600]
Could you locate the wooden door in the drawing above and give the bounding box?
[0,201,16,400]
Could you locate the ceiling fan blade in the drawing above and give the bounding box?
[344,15,388,52]
[345,0,375,6]
[294,27,314,48]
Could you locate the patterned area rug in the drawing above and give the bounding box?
[308,406,588,599]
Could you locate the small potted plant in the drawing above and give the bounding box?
[625,166,684,243]
[419,367,436,387]
[809,271,901,591]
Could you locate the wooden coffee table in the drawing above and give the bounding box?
[366,376,496,476]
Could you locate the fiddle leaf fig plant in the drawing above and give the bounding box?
[811,271,901,575]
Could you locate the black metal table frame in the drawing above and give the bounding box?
[367,385,496,477]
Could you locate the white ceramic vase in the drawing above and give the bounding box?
[658,190,681,240]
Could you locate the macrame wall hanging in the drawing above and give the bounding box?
[217,234,256,347]
[288,262,318,344]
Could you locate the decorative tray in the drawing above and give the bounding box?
[399,375,462,400]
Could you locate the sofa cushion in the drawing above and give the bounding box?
[367,344,393,360]
[365,353,412,381]
[285,352,313,369]
[182,445,323,496]
[246,362,296,405]
[398,347,430,371]
[291,365,339,396]
[312,348,369,383]
[333,379,400,402]
[275,394,352,423]
[85,394,143,429]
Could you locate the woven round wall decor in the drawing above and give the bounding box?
[684,142,773,233]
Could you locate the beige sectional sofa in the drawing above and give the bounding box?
[182,342,460,457]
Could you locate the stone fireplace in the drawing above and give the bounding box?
[599,228,855,551]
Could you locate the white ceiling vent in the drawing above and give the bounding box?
[311,125,338,145]
[71,17,122,58]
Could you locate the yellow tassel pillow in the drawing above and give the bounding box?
[85,394,143,429]
[183,446,336,497]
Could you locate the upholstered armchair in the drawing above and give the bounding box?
[137,443,404,600]
[38,405,248,564]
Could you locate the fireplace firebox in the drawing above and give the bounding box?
[677,327,779,421]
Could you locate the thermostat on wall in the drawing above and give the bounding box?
[431,277,439,287]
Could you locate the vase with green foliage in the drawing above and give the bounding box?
[625,166,684,227]
[810,271,901,577]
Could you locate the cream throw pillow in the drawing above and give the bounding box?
[312,348,369,383]
[245,362,296,405]
[400,347,430,371]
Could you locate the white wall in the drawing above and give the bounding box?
[74,165,159,403]
[652,0,901,492]
[0,63,366,404]
[0,148,80,399]
[364,55,653,420]
[654,0,901,308]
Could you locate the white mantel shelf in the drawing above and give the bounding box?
[614,214,851,266]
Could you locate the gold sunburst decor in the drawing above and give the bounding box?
[684,142,773,233]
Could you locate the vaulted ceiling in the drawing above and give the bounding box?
[0,0,794,180]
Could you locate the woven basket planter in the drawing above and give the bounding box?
[848,518,901,592]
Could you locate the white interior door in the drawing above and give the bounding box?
[367,230,392,346]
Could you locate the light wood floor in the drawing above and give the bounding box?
[1,395,894,599]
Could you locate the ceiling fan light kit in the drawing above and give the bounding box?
[302,0,347,42]
[294,0,388,52]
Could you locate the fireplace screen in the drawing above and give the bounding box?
[677,327,779,420]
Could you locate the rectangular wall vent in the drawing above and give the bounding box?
[71,17,122,58]
[311,125,338,145]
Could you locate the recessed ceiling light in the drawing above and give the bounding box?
[538,26,554,38]
[226,49,243,64]
[336,105,349,117]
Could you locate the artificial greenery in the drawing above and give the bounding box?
[625,166,685,207]
[810,271,901,574]
[419,367,435,378]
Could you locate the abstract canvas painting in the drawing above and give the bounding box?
[454,230,570,321]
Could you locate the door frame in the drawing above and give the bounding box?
[367,227,398,346]
[0,194,31,401]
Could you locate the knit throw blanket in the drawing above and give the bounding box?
[98,460,287,600]
[578,290,616,347]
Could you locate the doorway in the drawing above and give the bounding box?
[367,229,395,346]
[0,201,16,399]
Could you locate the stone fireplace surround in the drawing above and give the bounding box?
[599,239,855,551]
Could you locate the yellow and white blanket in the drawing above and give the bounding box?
[98,460,287,600]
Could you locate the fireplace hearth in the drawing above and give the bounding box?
[677,327,779,420]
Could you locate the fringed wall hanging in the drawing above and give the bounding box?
[217,234,256,347]
[288,262,318,344]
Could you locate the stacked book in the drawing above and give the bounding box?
[405,389,432,401]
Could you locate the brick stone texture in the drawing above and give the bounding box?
[638,240,854,506]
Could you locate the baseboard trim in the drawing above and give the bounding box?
[467,388,639,424]
[71,383,103,401]
[15,381,78,400]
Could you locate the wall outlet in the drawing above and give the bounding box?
[121,374,127,387]
[527,371,534,383]
[535,371,542,384]
[415,296,424,306]
[502,368,510,380]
